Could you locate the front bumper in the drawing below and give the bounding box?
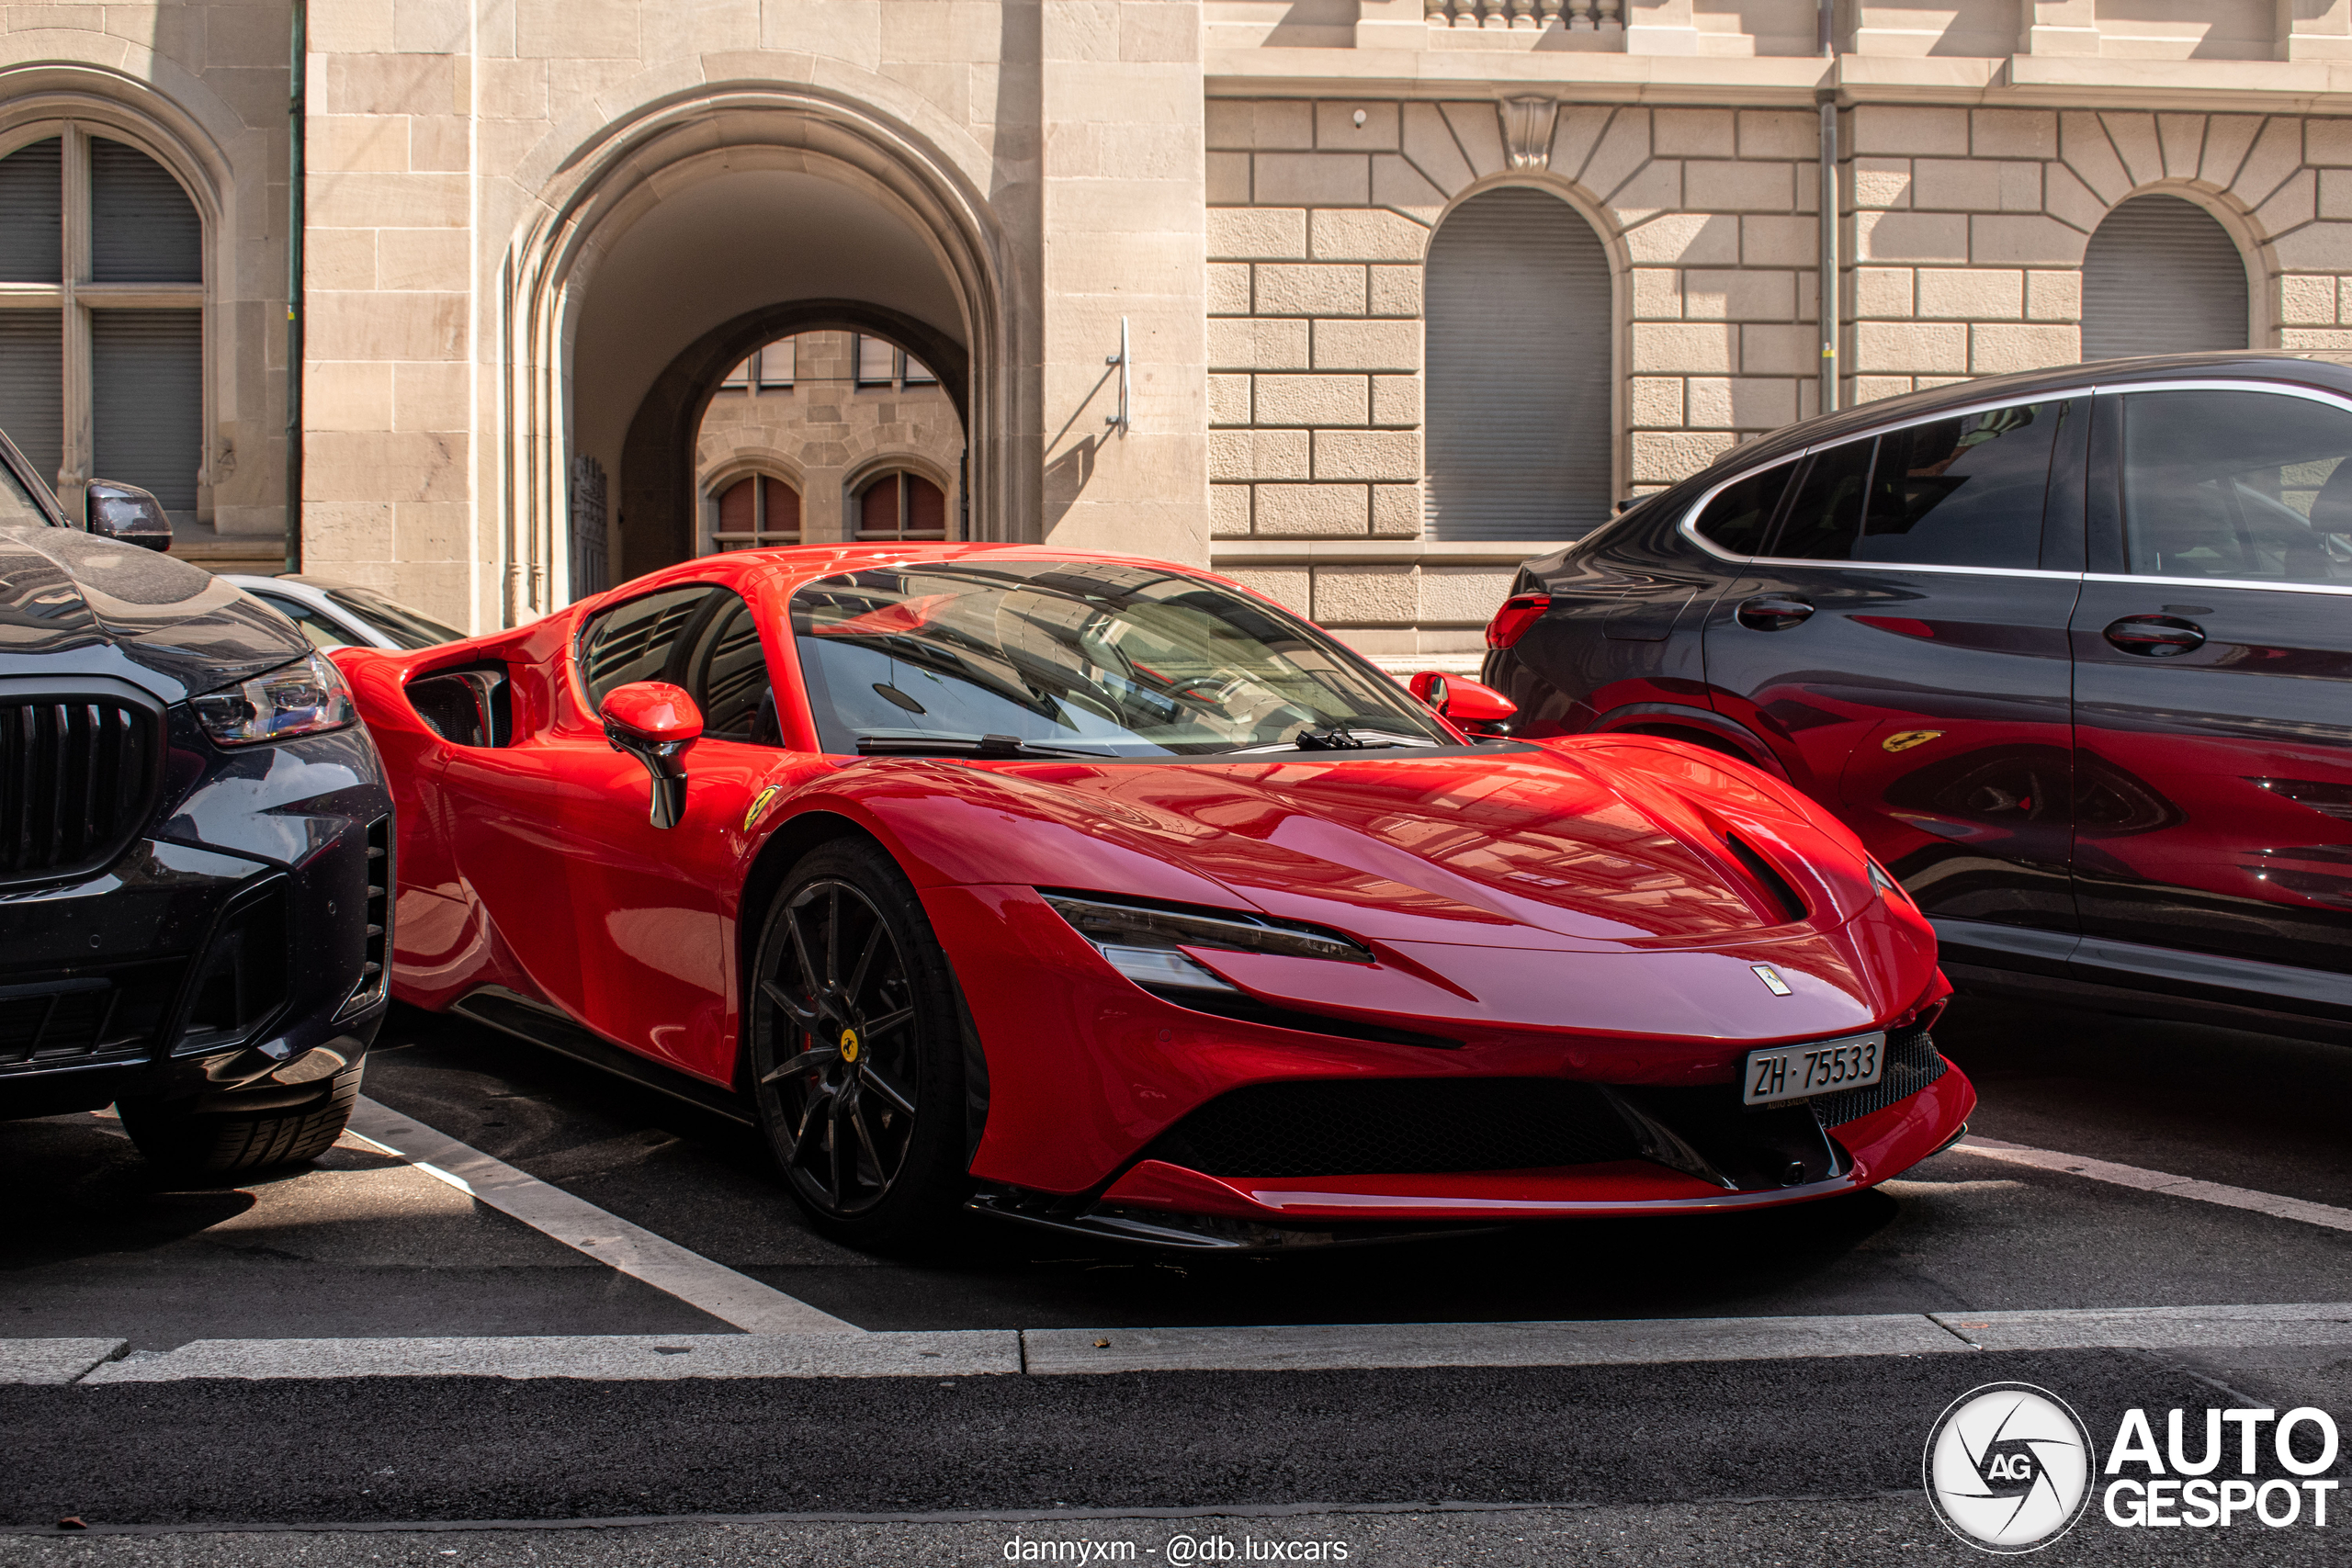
[0,722,393,1118]
[930,881,1969,1240]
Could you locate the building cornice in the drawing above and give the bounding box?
[1207,48,2352,114]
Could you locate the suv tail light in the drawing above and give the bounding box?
[1484,592,1551,650]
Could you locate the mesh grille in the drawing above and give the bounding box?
[1813,1023,1945,1127]
[0,959,183,1074]
[1143,1077,1642,1179]
[0,695,159,886]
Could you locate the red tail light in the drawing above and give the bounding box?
[1484,592,1551,650]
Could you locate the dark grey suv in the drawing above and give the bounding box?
[0,428,394,1170]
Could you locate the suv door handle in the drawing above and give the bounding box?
[1736,594,1815,631]
[2103,615,2206,657]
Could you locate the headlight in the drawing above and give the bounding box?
[191,651,358,746]
[1042,891,1373,995]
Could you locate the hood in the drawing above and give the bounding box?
[0,524,309,701]
[840,739,1880,955]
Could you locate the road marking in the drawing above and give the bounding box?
[345,1097,860,1335]
[1954,1137,2352,1234]
[22,1302,2352,1384]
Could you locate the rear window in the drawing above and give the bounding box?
[1688,459,1796,556]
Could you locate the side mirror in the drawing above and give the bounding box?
[1408,671,1518,737]
[602,681,702,829]
[86,479,172,552]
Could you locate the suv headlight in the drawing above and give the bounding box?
[1042,890,1373,995]
[191,651,358,746]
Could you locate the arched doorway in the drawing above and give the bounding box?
[693,330,965,554]
[500,89,1018,620]
[2083,195,2250,360]
[1423,186,1613,542]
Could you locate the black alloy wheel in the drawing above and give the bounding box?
[747,838,968,1247]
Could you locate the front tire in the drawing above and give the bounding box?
[119,1060,364,1176]
[747,839,970,1250]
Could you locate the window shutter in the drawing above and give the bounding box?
[720,357,752,389]
[906,475,945,536]
[757,338,794,387]
[92,310,201,515]
[0,310,62,491]
[89,139,200,284]
[902,355,935,386]
[0,138,61,284]
[2082,195,2247,361]
[859,475,899,536]
[1425,187,1613,541]
[716,477,755,535]
[761,477,800,536]
[856,335,897,387]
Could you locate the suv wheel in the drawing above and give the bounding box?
[119,1060,365,1176]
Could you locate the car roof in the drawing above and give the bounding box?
[1690,351,2352,484]
[583,542,1242,609]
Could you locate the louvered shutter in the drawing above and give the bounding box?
[1425,187,1613,541]
[89,140,200,283]
[0,139,61,284]
[2082,196,2248,361]
[92,310,201,517]
[0,310,62,491]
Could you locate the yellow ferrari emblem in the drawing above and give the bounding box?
[1882,730,1944,753]
[742,784,780,831]
[839,1029,861,1063]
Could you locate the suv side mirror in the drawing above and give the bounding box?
[85,479,173,552]
[602,681,702,829]
[1408,671,1518,736]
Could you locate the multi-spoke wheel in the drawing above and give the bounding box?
[748,839,968,1247]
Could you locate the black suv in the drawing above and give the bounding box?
[0,429,393,1170]
[1486,353,2352,1043]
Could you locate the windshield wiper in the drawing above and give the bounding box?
[1211,728,1442,757]
[854,732,1117,760]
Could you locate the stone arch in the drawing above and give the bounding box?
[500,84,1024,622]
[619,300,969,581]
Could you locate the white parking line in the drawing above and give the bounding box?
[345,1097,861,1335]
[17,1301,2352,1384]
[1953,1137,2352,1234]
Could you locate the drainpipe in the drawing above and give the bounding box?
[284,0,305,572]
[1816,0,1838,415]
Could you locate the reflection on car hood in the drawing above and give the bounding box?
[0,525,308,700]
[848,743,1872,953]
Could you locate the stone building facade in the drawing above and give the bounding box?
[5,2,2351,661]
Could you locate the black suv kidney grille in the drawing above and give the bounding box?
[0,696,159,885]
[0,960,185,1074]
[1142,1077,1643,1179]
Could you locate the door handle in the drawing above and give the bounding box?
[2102,615,2206,657]
[1736,594,1815,631]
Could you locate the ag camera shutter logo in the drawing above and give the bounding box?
[1924,1382,2097,1552]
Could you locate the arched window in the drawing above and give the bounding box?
[2082,195,2248,361]
[855,470,947,541]
[1424,187,1611,541]
[706,472,800,551]
[0,130,204,522]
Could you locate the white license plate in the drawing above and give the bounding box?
[1742,1032,1886,1106]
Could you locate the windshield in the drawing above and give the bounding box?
[0,450,51,530]
[790,559,1453,758]
[323,585,464,649]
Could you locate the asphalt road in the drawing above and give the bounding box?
[4,991,2350,1562]
[6,994,2350,1346]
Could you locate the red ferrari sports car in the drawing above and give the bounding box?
[337,545,1973,1249]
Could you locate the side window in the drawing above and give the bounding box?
[1854,402,2058,570]
[1773,434,1874,559]
[1689,459,1796,555]
[2119,389,2352,584]
[579,585,714,710]
[683,591,777,743]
